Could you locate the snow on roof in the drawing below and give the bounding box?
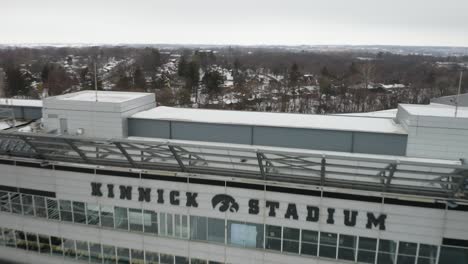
[131,107,407,134]
[0,98,42,107]
[400,103,468,118]
[51,90,152,103]
[336,108,398,119]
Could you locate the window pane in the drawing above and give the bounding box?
[283,227,299,240]
[418,244,438,258]
[397,255,416,264]
[63,238,76,259]
[360,237,377,251]
[182,215,189,238]
[26,233,38,252]
[191,259,207,264]
[129,208,143,232]
[59,200,73,222]
[160,254,174,264]
[73,201,87,224]
[207,218,225,243]
[50,236,63,256]
[190,216,207,241]
[144,210,158,234]
[11,193,22,214]
[399,241,417,255]
[90,243,102,264]
[283,240,299,254]
[34,196,47,218]
[302,230,318,243]
[319,232,337,258]
[358,250,376,263]
[338,235,356,261]
[117,247,130,264]
[301,242,317,256]
[87,204,100,225]
[378,252,397,264]
[439,246,468,264]
[115,207,129,231]
[227,221,264,249]
[103,245,116,264]
[15,231,26,250]
[160,213,166,236]
[76,240,90,262]
[131,249,144,264]
[379,239,397,253]
[38,235,51,254]
[0,191,10,212]
[146,251,159,264]
[265,225,282,250]
[167,214,173,236]
[22,194,34,216]
[175,256,189,264]
[175,215,181,237]
[101,205,115,228]
[4,228,16,248]
[319,245,337,259]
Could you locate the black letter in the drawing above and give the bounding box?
[284,203,299,220]
[366,213,386,230]
[248,199,259,215]
[119,185,132,200]
[157,189,164,204]
[344,210,358,227]
[170,191,180,205]
[91,182,102,197]
[107,184,114,198]
[186,192,198,207]
[265,201,279,217]
[327,208,335,224]
[306,206,319,222]
[138,187,151,202]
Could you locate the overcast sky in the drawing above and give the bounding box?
[1,0,467,46]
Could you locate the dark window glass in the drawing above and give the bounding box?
[160,254,174,264]
[399,241,417,255]
[63,238,76,259]
[283,227,300,254]
[378,252,397,264]
[0,227,4,246]
[301,230,318,256]
[22,194,34,216]
[358,237,376,264]
[144,210,158,234]
[59,200,73,222]
[417,244,438,264]
[90,243,102,264]
[87,204,100,226]
[439,246,468,264]
[191,259,207,264]
[397,255,416,264]
[0,191,10,212]
[34,196,47,218]
[50,236,63,256]
[166,213,173,236]
[26,233,38,252]
[227,220,264,249]
[73,201,86,224]
[11,193,22,214]
[266,225,282,251]
[129,208,143,232]
[338,235,356,261]
[378,239,397,264]
[15,230,26,250]
[131,249,144,264]
[319,232,337,259]
[101,205,115,228]
[190,216,207,241]
[175,256,189,264]
[38,235,51,254]
[115,207,129,231]
[103,245,116,264]
[4,228,16,248]
[117,247,130,264]
[145,251,159,264]
[208,218,225,243]
[47,198,59,220]
[76,240,89,262]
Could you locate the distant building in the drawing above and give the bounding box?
[0,68,5,98]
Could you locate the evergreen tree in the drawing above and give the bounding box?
[133,67,146,90]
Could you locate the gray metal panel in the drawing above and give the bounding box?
[171,121,251,144]
[128,119,171,138]
[23,107,42,119]
[353,132,407,156]
[253,126,353,152]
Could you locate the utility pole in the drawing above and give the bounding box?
[455,71,463,117]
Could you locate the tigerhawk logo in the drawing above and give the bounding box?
[211,194,239,213]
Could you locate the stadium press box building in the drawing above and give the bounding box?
[0,90,467,264]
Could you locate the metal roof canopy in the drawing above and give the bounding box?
[0,131,467,201]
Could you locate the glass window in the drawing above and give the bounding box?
[11,193,22,214]
[117,247,130,264]
[38,235,51,254]
[87,204,100,226]
[22,194,34,216]
[73,201,87,224]
[90,243,103,263]
[101,205,115,228]
[63,238,76,259]
[76,240,90,262]
[283,227,300,254]
[417,244,438,264]
[26,232,39,252]
[50,236,63,256]
[175,215,181,237]
[319,232,337,259]
[397,241,417,264]
[15,230,27,250]
[265,225,282,251]
[338,234,356,261]
[143,210,158,234]
[227,220,264,249]
[190,216,207,241]
[378,239,397,264]
[4,228,16,248]
[34,196,47,218]
[175,256,189,264]
[358,237,377,264]
[160,254,174,264]
[115,207,129,231]
[181,215,189,238]
[0,191,11,212]
[129,208,143,232]
[131,249,145,264]
[167,214,173,236]
[47,198,59,220]
[160,213,166,235]
[191,259,207,264]
[103,245,116,264]
[59,200,73,222]
[439,246,468,264]
[0,227,4,246]
[208,218,225,243]
[301,230,318,256]
[145,251,159,264]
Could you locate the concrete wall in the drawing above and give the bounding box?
[128,119,408,156]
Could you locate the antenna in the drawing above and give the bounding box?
[455,71,463,117]
[94,62,98,102]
